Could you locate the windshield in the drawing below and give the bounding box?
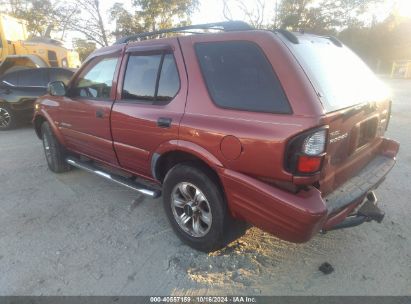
[288,35,390,113]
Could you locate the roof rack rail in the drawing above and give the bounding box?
[114,21,254,45]
[275,29,299,44]
[326,36,343,47]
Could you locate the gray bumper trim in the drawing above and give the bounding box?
[325,155,395,214]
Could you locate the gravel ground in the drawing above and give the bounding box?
[0,78,410,296]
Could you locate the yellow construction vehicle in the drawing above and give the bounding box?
[0,14,81,74]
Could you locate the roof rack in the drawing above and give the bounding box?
[114,21,254,44]
[275,29,299,44]
[326,36,343,47]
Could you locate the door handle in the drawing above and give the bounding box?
[157,117,172,128]
[96,109,104,118]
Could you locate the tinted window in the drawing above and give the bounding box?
[123,54,162,101]
[157,54,180,101]
[195,41,291,114]
[17,69,48,87]
[122,53,179,103]
[1,71,18,86]
[287,37,389,112]
[49,68,74,85]
[1,69,48,87]
[72,57,118,99]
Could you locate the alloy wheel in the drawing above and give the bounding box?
[171,182,212,238]
[42,133,53,164]
[0,107,11,128]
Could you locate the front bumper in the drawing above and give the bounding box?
[219,138,399,243]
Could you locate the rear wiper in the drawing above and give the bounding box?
[342,103,376,119]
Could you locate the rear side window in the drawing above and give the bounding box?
[195,41,291,114]
[122,53,180,104]
[1,71,18,86]
[14,69,48,87]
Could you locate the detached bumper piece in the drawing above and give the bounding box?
[326,191,385,231]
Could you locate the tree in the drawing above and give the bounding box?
[339,14,411,72]
[73,38,97,61]
[0,0,59,36]
[277,0,383,34]
[111,0,199,39]
[223,0,268,29]
[110,2,145,39]
[61,0,110,47]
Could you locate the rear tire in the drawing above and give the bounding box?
[163,162,246,252]
[0,104,17,131]
[41,121,71,173]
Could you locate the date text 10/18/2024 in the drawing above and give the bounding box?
[149,296,257,303]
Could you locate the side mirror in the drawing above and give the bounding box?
[48,81,67,96]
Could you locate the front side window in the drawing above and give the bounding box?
[122,53,180,104]
[195,41,291,114]
[72,57,118,99]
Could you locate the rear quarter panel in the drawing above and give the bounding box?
[178,31,323,182]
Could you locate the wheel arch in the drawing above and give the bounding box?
[152,141,224,185]
[33,114,46,139]
[33,112,65,145]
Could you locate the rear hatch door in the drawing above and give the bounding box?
[284,34,391,195]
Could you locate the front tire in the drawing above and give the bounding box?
[41,122,71,173]
[0,104,17,130]
[163,163,240,252]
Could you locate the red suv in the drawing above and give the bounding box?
[33,22,399,252]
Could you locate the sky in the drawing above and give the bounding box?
[67,0,411,46]
[99,0,411,26]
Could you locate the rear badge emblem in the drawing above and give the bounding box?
[329,131,348,143]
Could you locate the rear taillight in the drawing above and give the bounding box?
[302,129,327,155]
[297,155,323,173]
[285,127,328,175]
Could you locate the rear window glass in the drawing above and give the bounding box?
[195,41,291,114]
[288,37,389,112]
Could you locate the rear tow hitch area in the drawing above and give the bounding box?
[327,192,385,231]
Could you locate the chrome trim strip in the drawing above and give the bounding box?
[66,157,161,198]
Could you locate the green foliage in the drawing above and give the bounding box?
[339,15,411,72]
[277,0,382,34]
[1,0,109,47]
[0,0,57,36]
[274,0,411,72]
[73,38,97,61]
[111,0,199,39]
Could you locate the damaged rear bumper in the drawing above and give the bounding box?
[323,191,385,232]
[219,138,399,243]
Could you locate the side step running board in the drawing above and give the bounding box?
[66,157,161,199]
